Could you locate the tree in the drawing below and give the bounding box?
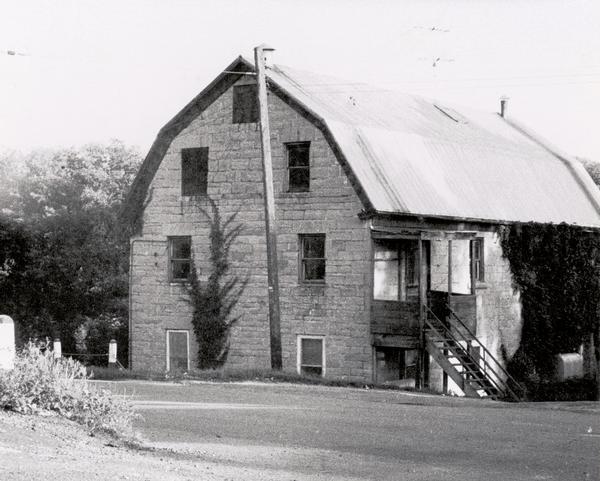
[0,141,141,362]
[579,157,600,187]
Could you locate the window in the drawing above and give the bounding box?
[297,336,325,376]
[232,84,259,123]
[181,147,208,196]
[373,240,419,301]
[299,234,326,282]
[373,242,398,301]
[168,236,191,282]
[471,238,485,282]
[166,330,189,372]
[286,142,310,192]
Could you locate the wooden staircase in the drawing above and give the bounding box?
[424,305,523,401]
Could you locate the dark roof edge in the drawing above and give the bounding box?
[361,209,600,230]
[500,115,600,216]
[120,56,254,227]
[265,68,374,211]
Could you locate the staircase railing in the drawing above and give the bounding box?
[444,304,524,401]
[424,304,523,401]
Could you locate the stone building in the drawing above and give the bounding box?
[122,55,600,398]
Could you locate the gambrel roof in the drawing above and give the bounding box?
[123,56,600,227]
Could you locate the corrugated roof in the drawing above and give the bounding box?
[265,63,600,226]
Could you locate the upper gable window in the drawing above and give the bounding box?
[287,142,310,192]
[181,147,208,196]
[232,84,259,124]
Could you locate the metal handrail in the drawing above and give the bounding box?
[445,304,524,400]
[424,307,509,397]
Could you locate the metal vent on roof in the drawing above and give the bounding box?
[434,104,468,124]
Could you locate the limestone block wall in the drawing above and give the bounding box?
[474,230,522,365]
[130,78,372,380]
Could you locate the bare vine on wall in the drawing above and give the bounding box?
[186,198,248,369]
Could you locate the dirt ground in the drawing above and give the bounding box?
[0,410,349,481]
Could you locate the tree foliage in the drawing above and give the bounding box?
[500,223,600,380]
[186,199,248,369]
[579,157,600,187]
[0,141,141,362]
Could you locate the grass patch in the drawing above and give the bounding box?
[88,365,439,394]
[0,342,137,437]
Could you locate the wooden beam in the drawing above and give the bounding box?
[447,239,453,299]
[417,239,425,389]
[255,45,282,370]
[470,239,477,295]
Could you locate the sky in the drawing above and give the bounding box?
[1,0,599,160]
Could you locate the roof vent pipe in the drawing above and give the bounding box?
[500,96,509,118]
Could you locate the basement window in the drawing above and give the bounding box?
[286,142,310,192]
[299,234,326,282]
[168,236,191,282]
[375,347,417,386]
[166,330,189,372]
[181,147,208,196]
[232,84,259,123]
[297,336,325,376]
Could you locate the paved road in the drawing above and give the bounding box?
[102,381,600,480]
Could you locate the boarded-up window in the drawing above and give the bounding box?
[169,236,191,282]
[167,330,189,371]
[181,147,208,196]
[287,142,310,192]
[300,234,326,282]
[232,84,259,124]
[298,336,324,376]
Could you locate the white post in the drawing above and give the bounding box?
[53,338,62,359]
[0,315,15,370]
[108,339,117,366]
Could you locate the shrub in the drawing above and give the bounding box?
[75,314,128,367]
[0,342,136,436]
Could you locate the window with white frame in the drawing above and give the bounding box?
[166,330,189,372]
[297,335,325,376]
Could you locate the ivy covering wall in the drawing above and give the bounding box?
[186,199,248,369]
[500,223,600,381]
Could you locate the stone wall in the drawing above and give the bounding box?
[130,78,372,380]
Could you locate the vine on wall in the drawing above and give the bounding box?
[500,222,600,381]
[186,199,248,369]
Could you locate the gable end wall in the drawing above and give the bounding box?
[130,78,372,380]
